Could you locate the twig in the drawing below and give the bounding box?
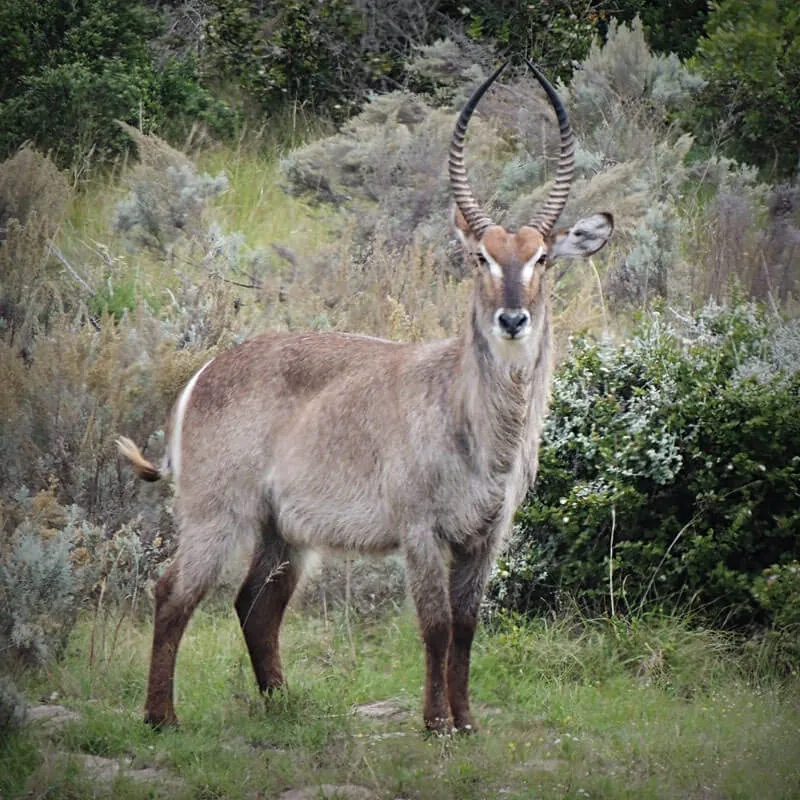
[208,272,262,290]
[588,256,609,333]
[48,243,102,330]
[241,561,289,629]
[49,243,95,296]
[608,505,616,618]
[89,576,107,669]
[345,556,357,666]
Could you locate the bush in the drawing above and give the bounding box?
[0,677,27,741]
[204,0,371,120]
[686,0,800,180]
[0,0,230,172]
[113,125,229,259]
[440,0,599,85]
[563,17,704,165]
[751,561,800,672]
[491,303,800,631]
[0,486,175,671]
[0,499,89,667]
[604,0,710,59]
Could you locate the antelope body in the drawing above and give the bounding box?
[118,60,613,733]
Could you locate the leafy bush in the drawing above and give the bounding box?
[205,0,371,120]
[0,485,175,671]
[686,0,800,179]
[491,303,800,631]
[562,17,704,165]
[441,0,599,85]
[751,560,800,671]
[605,0,710,59]
[114,125,229,258]
[0,0,230,172]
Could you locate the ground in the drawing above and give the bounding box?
[3,607,799,799]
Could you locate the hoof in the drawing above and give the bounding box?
[453,721,477,735]
[423,716,453,737]
[453,714,478,736]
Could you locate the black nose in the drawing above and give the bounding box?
[497,310,530,337]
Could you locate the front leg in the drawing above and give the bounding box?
[404,535,452,733]
[447,542,495,732]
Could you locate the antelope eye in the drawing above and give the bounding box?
[537,252,548,265]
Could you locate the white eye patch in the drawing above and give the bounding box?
[479,243,504,279]
[520,246,544,285]
[480,244,545,283]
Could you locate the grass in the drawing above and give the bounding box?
[3,606,799,799]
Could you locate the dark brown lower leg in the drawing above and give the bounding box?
[405,538,452,733]
[422,620,452,733]
[145,562,206,727]
[447,614,478,730]
[447,544,493,732]
[235,545,299,694]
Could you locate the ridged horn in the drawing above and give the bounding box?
[449,60,509,239]
[525,59,575,236]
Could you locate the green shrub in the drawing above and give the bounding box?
[686,0,800,180]
[204,0,370,120]
[491,303,800,631]
[751,561,800,671]
[440,0,599,85]
[0,0,230,172]
[604,0,710,59]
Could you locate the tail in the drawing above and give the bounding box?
[116,436,162,482]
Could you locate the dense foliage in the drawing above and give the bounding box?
[439,0,601,84]
[605,0,710,58]
[688,0,800,179]
[0,0,230,171]
[205,0,373,119]
[1,0,798,180]
[492,304,800,634]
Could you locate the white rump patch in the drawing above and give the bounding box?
[171,358,214,481]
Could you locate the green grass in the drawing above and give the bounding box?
[3,607,799,799]
[195,148,341,257]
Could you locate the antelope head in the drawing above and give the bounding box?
[450,60,613,358]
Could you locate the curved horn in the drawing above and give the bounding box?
[449,60,509,240]
[525,59,575,236]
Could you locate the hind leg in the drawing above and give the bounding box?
[145,559,209,727]
[144,512,236,727]
[235,537,301,694]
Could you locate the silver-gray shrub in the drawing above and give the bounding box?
[114,164,228,255]
[0,519,84,667]
[564,16,704,163]
[0,676,27,739]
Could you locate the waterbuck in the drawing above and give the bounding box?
[118,60,613,733]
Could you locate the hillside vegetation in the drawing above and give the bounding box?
[1,5,799,798]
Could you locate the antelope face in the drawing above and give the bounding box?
[470,223,548,343]
[455,215,546,346]
[456,211,614,348]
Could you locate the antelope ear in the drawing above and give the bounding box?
[547,213,614,261]
[452,205,481,254]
